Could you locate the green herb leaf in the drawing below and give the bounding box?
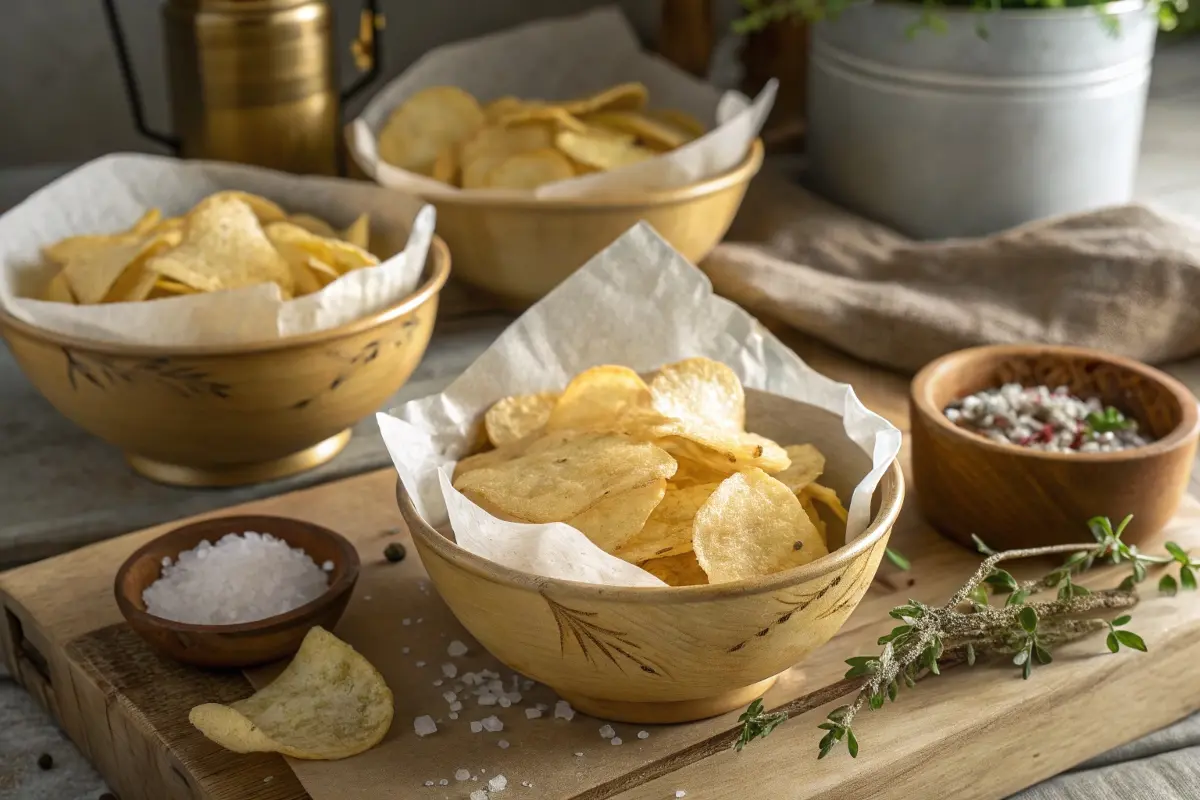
[1114,630,1148,652]
[846,728,859,758]
[1181,565,1197,591]
[1107,632,1120,653]
[1019,606,1038,633]
[985,569,1019,593]
[1118,575,1137,591]
[966,642,976,666]
[1086,406,1133,434]
[887,680,899,702]
[968,585,990,608]
[1022,657,1033,680]
[869,692,885,710]
[1165,542,1188,564]
[1112,615,1131,627]
[1160,574,1179,596]
[1133,559,1147,583]
[884,548,911,571]
[1005,589,1029,607]
[1034,644,1053,665]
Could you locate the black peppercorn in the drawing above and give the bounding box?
[37,753,53,770]
[383,542,406,563]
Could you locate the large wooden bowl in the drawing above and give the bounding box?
[0,239,450,488]
[911,344,1200,550]
[397,391,903,724]
[415,140,763,307]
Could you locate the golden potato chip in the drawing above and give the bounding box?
[555,129,655,171]
[484,95,526,120]
[650,357,744,432]
[431,144,459,184]
[669,456,731,489]
[306,257,341,287]
[103,230,183,303]
[378,86,484,174]
[656,424,790,475]
[148,277,199,298]
[775,444,826,494]
[147,196,293,295]
[649,108,707,138]
[693,468,828,583]
[584,110,692,150]
[189,627,393,760]
[287,213,338,239]
[453,433,676,523]
[452,429,586,482]
[614,482,720,563]
[802,482,848,523]
[484,148,575,190]
[342,214,371,250]
[460,123,555,189]
[641,551,708,587]
[546,365,653,432]
[484,391,559,447]
[559,82,649,116]
[41,271,75,303]
[567,478,667,552]
[128,208,164,235]
[61,234,161,304]
[799,493,828,545]
[265,221,378,277]
[494,105,587,133]
[43,209,162,267]
[288,255,322,296]
[197,191,286,225]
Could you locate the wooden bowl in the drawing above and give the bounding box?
[397,390,904,724]
[911,344,1200,550]
[0,239,449,488]
[114,515,359,668]
[411,140,763,307]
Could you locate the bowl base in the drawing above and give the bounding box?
[126,429,352,488]
[556,674,780,724]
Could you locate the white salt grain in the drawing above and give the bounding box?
[488,775,508,792]
[450,701,463,712]
[637,730,649,740]
[142,532,329,625]
[439,778,449,786]
[433,679,443,687]
[424,780,434,787]
[416,661,427,668]
[321,560,334,572]
[442,663,458,678]
[456,769,471,781]
[413,715,437,737]
[443,691,458,703]
[470,791,488,800]
[403,618,412,626]
[402,646,411,654]
[449,713,459,720]
[498,739,510,749]
[675,791,687,798]
[555,700,575,721]
[470,721,484,733]
[525,708,542,719]
[481,715,504,732]
[498,697,512,708]
[448,640,469,657]
[574,752,584,757]
[478,694,498,706]
[611,737,623,746]
[599,724,616,739]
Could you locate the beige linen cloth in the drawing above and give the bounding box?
[704,167,1200,374]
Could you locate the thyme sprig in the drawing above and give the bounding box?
[734,515,1196,759]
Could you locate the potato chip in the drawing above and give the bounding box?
[307,257,341,287]
[453,433,676,523]
[485,148,575,190]
[567,478,667,552]
[189,627,393,760]
[197,191,286,225]
[656,425,790,475]
[266,221,379,277]
[650,357,745,432]
[799,493,828,545]
[668,456,731,489]
[494,105,587,133]
[378,86,484,174]
[558,82,649,116]
[649,108,707,138]
[103,230,183,303]
[485,391,559,446]
[802,482,848,523]
[342,214,371,250]
[775,444,826,494]
[641,551,709,587]
[452,429,586,482]
[148,277,199,297]
[61,234,161,304]
[546,365,653,432]
[42,272,75,303]
[693,468,828,583]
[43,208,162,267]
[147,196,293,295]
[431,144,459,184]
[584,110,692,150]
[555,129,655,171]
[614,482,720,563]
[287,213,338,239]
[484,95,525,120]
[459,123,555,189]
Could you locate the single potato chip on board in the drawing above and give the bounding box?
[485,391,559,447]
[567,478,667,553]
[378,86,484,174]
[453,433,676,523]
[693,468,829,584]
[614,482,720,564]
[641,551,709,587]
[775,444,826,494]
[188,627,393,760]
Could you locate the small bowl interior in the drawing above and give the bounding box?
[116,514,359,631]
[923,349,1186,441]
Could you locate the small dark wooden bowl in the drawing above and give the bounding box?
[911,345,1200,550]
[114,515,359,669]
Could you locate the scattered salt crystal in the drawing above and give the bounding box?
[449,713,459,720]
[402,646,411,654]
[488,775,508,792]
[488,679,505,693]
[522,680,535,691]
[479,694,498,706]
[599,725,616,739]
[470,791,488,800]
[442,663,458,678]
[161,556,171,567]
[364,595,372,601]
[413,716,437,737]
[417,617,424,623]
[574,752,584,757]
[443,691,458,703]
[525,708,542,720]
[637,730,650,740]
[555,700,575,721]
[403,618,412,626]
[498,697,512,708]
[498,739,509,749]
[481,715,504,732]
[416,661,426,668]
[450,701,463,712]
[142,532,329,624]
[263,776,273,783]
[470,721,484,733]
[448,640,469,657]
[439,778,449,786]
[675,791,687,798]
[536,703,548,712]
[321,559,334,571]
[505,692,523,704]
[462,672,482,686]
[611,737,623,746]
[455,769,471,781]
[433,679,443,687]
[424,780,434,787]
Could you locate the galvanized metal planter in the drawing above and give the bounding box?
[807,1,1158,240]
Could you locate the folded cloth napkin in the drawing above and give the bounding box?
[702,166,1200,374]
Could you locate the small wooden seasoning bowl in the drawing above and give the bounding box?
[114,514,359,668]
[911,344,1200,550]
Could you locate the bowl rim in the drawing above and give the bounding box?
[113,514,361,636]
[397,140,765,211]
[911,343,1200,462]
[397,457,904,604]
[0,235,451,358]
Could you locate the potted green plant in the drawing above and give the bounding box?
[737,0,1189,239]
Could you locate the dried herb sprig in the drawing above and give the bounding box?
[735,515,1195,759]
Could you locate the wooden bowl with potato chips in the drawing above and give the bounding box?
[397,359,904,724]
[355,82,763,307]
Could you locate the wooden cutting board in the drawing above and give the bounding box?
[4,394,1200,800]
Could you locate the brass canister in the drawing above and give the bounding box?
[102,0,380,176]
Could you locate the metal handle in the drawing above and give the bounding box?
[342,0,383,104]
[101,0,180,153]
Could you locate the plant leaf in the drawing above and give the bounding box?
[884,548,911,571]
[1112,615,1131,627]
[1019,606,1038,633]
[1160,574,1179,596]
[1006,589,1029,607]
[1107,632,1120,653]
[985,569,1019,592]
[1165,542,1188,563]
[846,728,859,758]
[1114,630,1148,652]
[1034,644,1053,665]
[1022,657,1032,680]
[966,642,976,666]
[1181,565,1197,591]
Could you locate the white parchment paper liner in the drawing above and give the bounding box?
[0,154,434,347]
[378,223,902,588]
[349,6,776,200]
